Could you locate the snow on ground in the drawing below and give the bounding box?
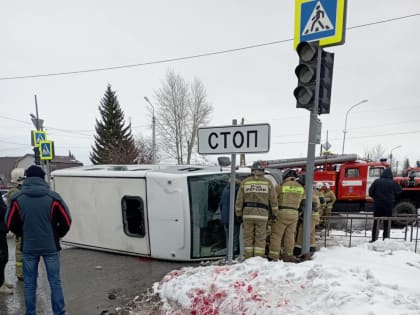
[153,238,420,315]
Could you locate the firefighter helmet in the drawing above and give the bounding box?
[324,183,330,189]
[282,169,298,180]
[10,168,25,184]
[315,182,323,190]
[251,161,265,173]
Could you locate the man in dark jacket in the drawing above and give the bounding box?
[368,168,402,242]
[0,195,13,294]
[5,165,72,315]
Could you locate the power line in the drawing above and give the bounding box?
[0,115,32,125]
[273,129,420,145]
[0,13,419,81]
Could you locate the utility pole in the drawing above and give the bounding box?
[144,97,156,164]
[30,95,50,184]
[239,118,246,167]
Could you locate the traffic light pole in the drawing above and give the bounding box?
[33,95,50,185]
[302,44,322,255]
[227,119,237,265]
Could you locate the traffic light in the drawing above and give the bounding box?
[318,50,334,115]
[294,41,320,111]
[294,41,335,115]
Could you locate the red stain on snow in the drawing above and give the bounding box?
[247,285,253,293]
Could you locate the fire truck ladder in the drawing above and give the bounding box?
[262,153,359,170]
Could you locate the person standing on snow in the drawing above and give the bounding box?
[5,165,72,315]
[6,168,26,282]
[235,162,278,259]
[322,183,336,215]
[0,193,13,294]
[268,169,304,262]
[322,182,336,229]
[368,168,402,242]
[314,182,325,227]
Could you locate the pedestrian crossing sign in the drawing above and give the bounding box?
[39,140,54,160]
[294,0,347,49]
[31,130,47,147]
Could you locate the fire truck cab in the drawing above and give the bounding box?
[313,160,386,212]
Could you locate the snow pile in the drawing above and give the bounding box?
[153,239,420,314]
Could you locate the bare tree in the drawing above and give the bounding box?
[185,78,212,163]
[363,144,386,162]
[155,70,213,164]
[135,135,154,164]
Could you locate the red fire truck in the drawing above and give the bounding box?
[261,154,420,220]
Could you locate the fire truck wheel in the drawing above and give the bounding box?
[392,201,417,227]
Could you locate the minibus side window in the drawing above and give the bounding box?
[121,196,145,238]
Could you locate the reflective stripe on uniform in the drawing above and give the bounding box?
[243,214,269,220]
[281,185,305,194]
[245,180,269,185]
[244,247,254,257]
[254,247,265,256]
[16,262,22,266]
[279,209,298,213]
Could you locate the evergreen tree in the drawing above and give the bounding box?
[68,150,75,160]
[90,84,140,164]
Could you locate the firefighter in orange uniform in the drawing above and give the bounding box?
[235,162,278,259]
[268,169,304,262]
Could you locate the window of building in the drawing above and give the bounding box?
[121,196,145,237]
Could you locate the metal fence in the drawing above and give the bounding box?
[319,212,419,253]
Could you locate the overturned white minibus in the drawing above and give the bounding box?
[51,164,280,261]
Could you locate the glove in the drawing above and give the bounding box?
[298,211,304,223]
[319,197,325,204]
[298,199,306,212]
[236,216,243,224]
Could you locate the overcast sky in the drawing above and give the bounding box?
[1,0,420,167]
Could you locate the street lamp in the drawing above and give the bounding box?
[341,99,368,154]
[144,96,156,164]
[389,145,402,171]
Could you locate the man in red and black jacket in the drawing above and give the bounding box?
[5,165,72,315]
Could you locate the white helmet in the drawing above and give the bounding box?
[324,183,330,189]
[315,182,323,190]
[10,168,25,184]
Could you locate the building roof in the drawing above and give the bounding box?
[0,154,83,187]
[0,156,20,187]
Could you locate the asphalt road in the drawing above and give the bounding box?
[1,237,193,315]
